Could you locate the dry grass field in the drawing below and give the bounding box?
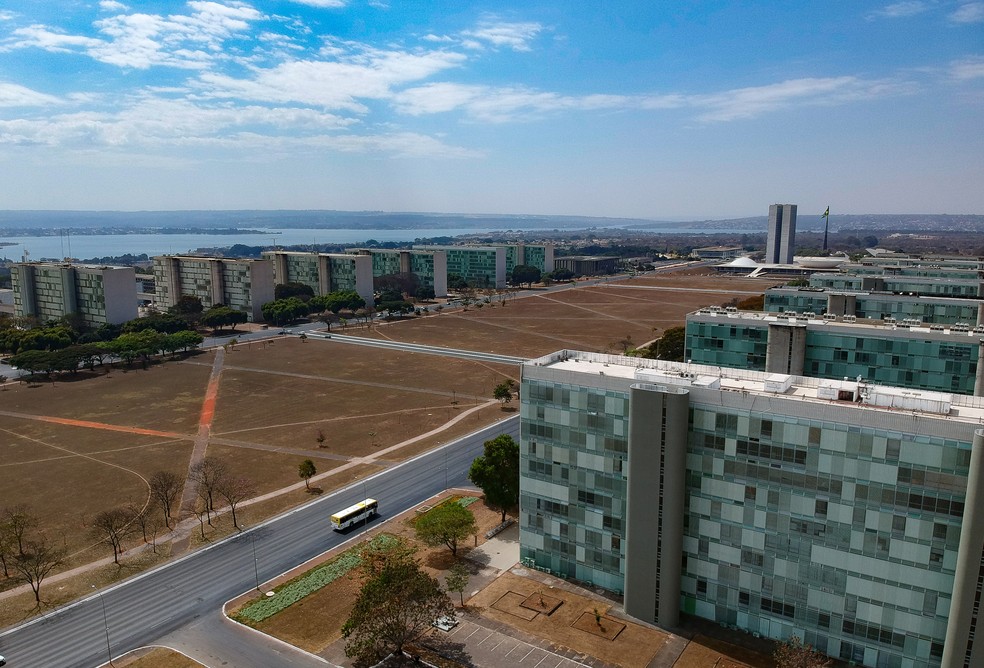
[0,270,775,628]
[352,272,773,358]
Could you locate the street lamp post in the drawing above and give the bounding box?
[92,586,113,667]
[250,532,260,591]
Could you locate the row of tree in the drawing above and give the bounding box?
[261,288,368,326]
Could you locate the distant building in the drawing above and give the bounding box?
[694,246,743,261]
[765,287,984,326]
[503,243,555,275]
[685,307,984,395]
[413,245,506,289]
[765,204,797,264]
[262,251,375,306]
[153,255,274,322]
[809,273,983,299]
[10,262,137,327]
[520,349,984,668]
[347,248,448,298]
[553,256,619,276]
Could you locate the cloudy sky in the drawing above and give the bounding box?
[1,1,982,219]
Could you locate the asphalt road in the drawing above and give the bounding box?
[0,416,520,668]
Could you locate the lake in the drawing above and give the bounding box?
[0,227,505,262]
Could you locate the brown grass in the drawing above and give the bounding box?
[115,647,205,668]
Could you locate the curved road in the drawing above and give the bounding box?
[0,416,519,668]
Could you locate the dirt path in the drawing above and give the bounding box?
[0,409,186,439]
[171,348,225,556]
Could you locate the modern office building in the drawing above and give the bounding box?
[413,245,506,289]
[694,246,744,261]
[520,349,984,668]
[503,243,555,275]
[553,256,619,276]
[10,262,137,327]
[809,273,983,298]
[766,204,797,265]
[685,307,984,396]
[261,251,375,305]
[152,255,274,322]
[348,248,448,298]
[764,287,984,326]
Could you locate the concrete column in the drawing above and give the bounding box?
[624,383,690,627]
[209,260,224,307]
[318,255,332,295]
[765,323,806,375]
[273,253,288,286]
[827,294,845,316]
[942,430,984,668]
[975,341,984,397]
[976,301,984,327]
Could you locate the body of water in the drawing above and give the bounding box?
[0,227,503,262]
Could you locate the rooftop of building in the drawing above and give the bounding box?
[688,305,984,338]
[525,349,984,422]
[12,260,132,270]
[766,285,983,305]
[153,254,267,262]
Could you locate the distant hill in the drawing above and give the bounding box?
[632,213,984,233]
[0,210,660,231]
[1,210,981,233]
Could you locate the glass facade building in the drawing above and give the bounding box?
[685,310,983,396]
[261,251,375,305]
[413,245,506,289]
[520,350,984,668]
[153,255,274,322]
[347,249,448,297]
[764,288,984,326]
[11,262,137,327]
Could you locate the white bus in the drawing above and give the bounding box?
[330,498,378,530]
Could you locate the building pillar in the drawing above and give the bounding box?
[273,253,288,287]
[765,323,806,376]
[624,383,690,628]
[318,255,332,295]
[975,341,984,397]
[942,430,984,668]
[209,260,224,308]
[976,301,984,328]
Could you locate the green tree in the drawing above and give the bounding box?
[343,539,454,664]
[492,381,513,406]
[447,273,468,291]
[773,635,831,668]
[261,297,310,326]
[275,282,315,300]
[414,502,477,556]
[644,325,686,362]
[445,560,470,606]
[202,306,248,331]
[511,264,541,287]
[468,435,520,522]
[298,459,317,491]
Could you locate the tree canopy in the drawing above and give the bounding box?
[343,538,454,664]
[511,264,541,287]
[414,502,477,556]
[261,297,310,326]
[644,325,686,362]
[201,305,248,331]
[468,434,520,522]
[275,282,315,300]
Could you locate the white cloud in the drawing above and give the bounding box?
[99,1,128,11]
[867,1,929,19]
[0,82,64,107]
[0,10,17,21]
[949,2,984,23]
[287,0,347,7]
[692,77,913,122]
[197,46,466,110]
[2,2,264,69]
[461,18,543,51]
[950,55,984,79]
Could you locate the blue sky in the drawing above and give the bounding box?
[0,1,982,219]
